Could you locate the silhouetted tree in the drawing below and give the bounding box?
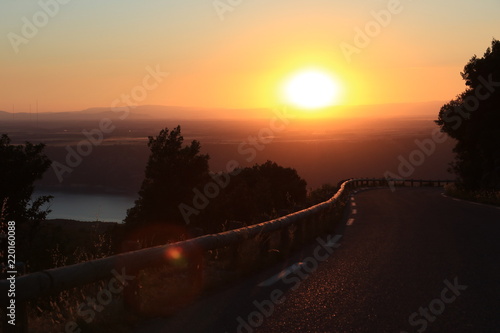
[436,39,500,190]
[251,160,307,211]
[307,183,339,206]
[124,126,210,228]
[202,160,307,231]
[0,134,52,224]
[0,134,52,270]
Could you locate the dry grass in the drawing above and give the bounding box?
[14,222,136,333]
[444,183,500,206]
[27,285,136,333]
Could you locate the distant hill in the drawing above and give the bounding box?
[0,105,272,122]
[0,101,445,122]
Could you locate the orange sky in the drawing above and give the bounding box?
[0,1,498,115]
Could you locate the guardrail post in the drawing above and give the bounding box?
[226,242,240,269]
[325,204,336,233]
[259,233,271,258]
[187,249,204,292]
[122,241,141,314]
[308,215,318,240]
[298,219,308,247]
[280,226,291,255]
[318,209,327,235]
[310,215,316,237]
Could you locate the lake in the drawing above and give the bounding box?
[34,191,137,223]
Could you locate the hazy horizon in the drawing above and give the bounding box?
[0,100,448,122]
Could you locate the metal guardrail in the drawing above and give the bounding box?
[0,178,454,331]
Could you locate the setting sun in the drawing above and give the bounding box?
[282,70,342,109]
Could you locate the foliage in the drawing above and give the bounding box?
[201,160,308,232]
[0,134,53,223]
[124,126,210,229]
[436,39,500,190]
[444,183,500,206]
[307,183,339,206]
[0,134,52,266]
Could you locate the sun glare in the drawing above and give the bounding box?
[283,70,341,109]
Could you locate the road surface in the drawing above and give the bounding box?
[135,187,500,333]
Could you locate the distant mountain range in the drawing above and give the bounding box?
[0,105,270,121]
[0,101,444,122]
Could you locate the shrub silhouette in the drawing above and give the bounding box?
[124,126,210,230]
[436,39,500,190]
[201,160,307,232]
[0,134,52,269]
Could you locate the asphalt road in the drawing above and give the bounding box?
[135,187,500,333]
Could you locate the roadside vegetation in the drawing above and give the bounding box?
[444,183,500,207]
[436,39,500,203]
